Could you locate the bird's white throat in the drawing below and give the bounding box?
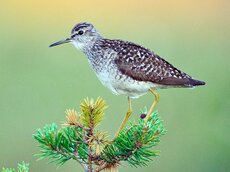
[71,41,86,51]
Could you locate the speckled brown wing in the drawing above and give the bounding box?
[111,40,205,87]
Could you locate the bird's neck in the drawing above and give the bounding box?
[83,38,109,73]
[81,38,103,56]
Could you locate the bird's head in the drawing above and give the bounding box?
[49,22,101,51]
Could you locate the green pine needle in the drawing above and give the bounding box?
[100,111,165,167]
[33,123,88,165]
[1,162,29,172]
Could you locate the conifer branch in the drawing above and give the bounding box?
[1,162,29,172]
[33,97,165,171]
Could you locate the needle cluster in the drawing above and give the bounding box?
[1,162,29,172]
[33,97,165,172]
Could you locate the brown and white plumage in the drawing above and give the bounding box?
[50,22,205,98]
[50,22,205,135]
[103,39,205,87]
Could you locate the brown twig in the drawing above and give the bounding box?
[87,107,95,172]
[94,163,108,172]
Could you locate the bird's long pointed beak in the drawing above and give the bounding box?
[49,38,72,47]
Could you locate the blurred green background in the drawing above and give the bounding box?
[0,0,229,171]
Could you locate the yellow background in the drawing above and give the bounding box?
[0,0,229,172]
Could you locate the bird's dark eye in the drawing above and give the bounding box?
[78,30,84,35]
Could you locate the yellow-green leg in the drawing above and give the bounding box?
[115,97,132,137]
[145,88,160,122]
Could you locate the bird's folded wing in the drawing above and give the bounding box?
[114,50,195,87]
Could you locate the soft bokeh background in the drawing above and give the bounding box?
[0,0,229,171]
